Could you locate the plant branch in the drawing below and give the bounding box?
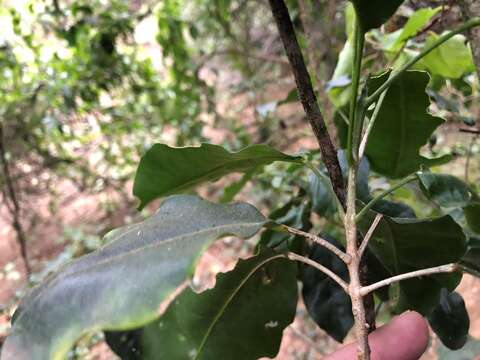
[360,263,458,296]
[356,173,417,222]
[365,17,480,107]
[460,128,480,134]
[0,123,31,274]
[287,252,349,292]
[281,225,351,264]
[268,0,346,208]
[347,21,366,164]
[359,84,389,158]
[358,214,383,260]
[345,167,371,359]
[459,1,480,79]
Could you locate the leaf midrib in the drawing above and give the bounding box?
[194,255,285,359]
[17,220,266,321]
[141,154,300,202]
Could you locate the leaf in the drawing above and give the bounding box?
[422,34,475,79]
[338,152,416,218]
[301,238,353,342]
[459,236,480,277]
[360,212,467,314]
[257,197,312,254]
[349,0,405,31]
[106,250,298,360]
[328,4,355,108]
[278,88,298,106]
[428,290,470,350]
[437,336,480,359]
[365,71,452,178]
[133,143,302,209]
[219,168,256,203]
[464,200,480,234]
[1,195,267,360]
[417,172,472,208]
[416,172,480,233]
[307,169,337,217]
[382,7,441,53]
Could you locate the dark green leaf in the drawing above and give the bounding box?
[360,212,467,313]
[257,197,311,254]
[465,201,480,234]
[417,172,472,208]
[428,290,470,350]
[339,152,416,218]
[133,143,302,209]
[459,236,480,277]
[107,250,298,360]
[365,71,451,178]
[301,238,353,342]
[2,195,267,360]
[308,170,337,217]
[350,0,405,31]
[437,336,480,359]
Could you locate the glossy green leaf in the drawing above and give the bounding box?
[428,290,470,350]
[107,250,298,360]
[417,172,472,208]
[365,71,451,178]
[422,34,475,79]
[1,195,267,360]
[381,7,440,53]
[350,0,405,31]
[301,238,353,342]
[133,143,302,209]
[437,336,480,359]
[361,212,466,313]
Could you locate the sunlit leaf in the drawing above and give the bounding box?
[381,7,441,52]
[422,34,475,79]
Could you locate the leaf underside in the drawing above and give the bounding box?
[106,250,298,360]
[1,195,267,360]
